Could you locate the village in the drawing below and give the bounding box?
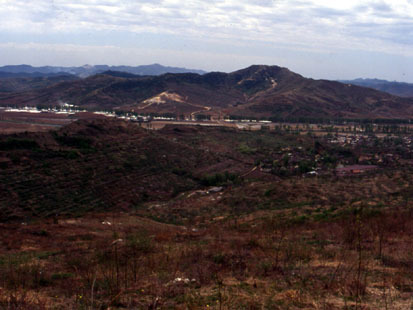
[252,131,413,178]
[2,105,413,180]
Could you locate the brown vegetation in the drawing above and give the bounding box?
[1,118,413,308]
[1,202,413,308]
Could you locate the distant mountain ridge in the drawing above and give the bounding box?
[0,64,206,78]
[0,71,75,79]
[340,78,413,98]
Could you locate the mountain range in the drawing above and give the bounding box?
[1,64,413,120]
[0,64,206,78]
[340,78,413,98]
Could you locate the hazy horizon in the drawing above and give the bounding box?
[1,0,413,82]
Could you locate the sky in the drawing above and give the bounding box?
[1,0,413,82]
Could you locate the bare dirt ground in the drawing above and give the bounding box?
[0,122,59,134]
[0,111,74,134]
[0,111,110,134]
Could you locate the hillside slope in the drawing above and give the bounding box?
[0,74,79,93]
[0,119,255,221]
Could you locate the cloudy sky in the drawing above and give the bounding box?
[1,0,413,81]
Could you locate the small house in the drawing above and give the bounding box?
[335,165,377,177]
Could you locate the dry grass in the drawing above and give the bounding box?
[1,203,413,309]
[2,120,413,308]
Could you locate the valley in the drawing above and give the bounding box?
[1,116,413,308]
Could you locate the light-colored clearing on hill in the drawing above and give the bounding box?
[139,91,185,109]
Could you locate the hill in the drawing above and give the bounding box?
[0,74,79,93]
[340,78,413,98]
[1,65,413,119]
[0,119,256,221]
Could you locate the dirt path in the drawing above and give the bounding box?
[241,166,258,177]
[190,106,211,119]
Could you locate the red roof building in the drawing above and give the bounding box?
[336,165,378,176]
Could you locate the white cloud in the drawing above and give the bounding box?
[1,0,413,80]
[1,0,412,51]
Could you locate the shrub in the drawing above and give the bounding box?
[0,138,39,150]
[51,273,74,280]
[55,135,92,149]
[237,143,256,154]
[126,231,154,254]
[200,171,239,186]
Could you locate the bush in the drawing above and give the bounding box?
[55,135,92,149]
[172,168,190,176]
[200,171,239,186]
[298,160,314,173]
[65,150,80,159]
[0,138,39,150]
[126,231,154,254]
[237,143,256,155]
[51,273,74,280]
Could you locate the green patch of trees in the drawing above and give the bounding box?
[201,171,240,186]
